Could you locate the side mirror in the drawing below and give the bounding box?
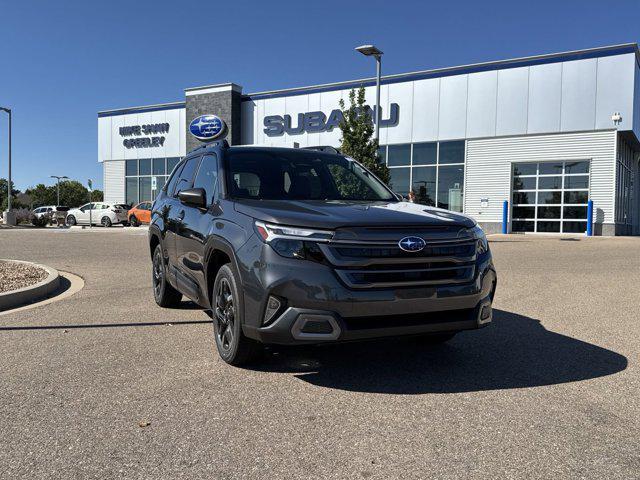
[178,188,207,208]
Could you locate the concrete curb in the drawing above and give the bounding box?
[0,260,61,312]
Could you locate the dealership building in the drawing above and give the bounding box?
[98,43,640,235]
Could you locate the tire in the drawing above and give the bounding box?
[66,215,76,226]
[152,244,182,307]
[130,215,139,227]
[212,264,261,366]
[421,332,458,344]
[101,216,112,227]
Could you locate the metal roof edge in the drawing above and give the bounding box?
[241,43,639,101]
[98,101,185,117]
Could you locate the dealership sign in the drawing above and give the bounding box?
[189,115,228,141]
[263,103,399,137]
[120,123,170,149]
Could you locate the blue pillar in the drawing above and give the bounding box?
[587,200,594,236]
[502,200,509,234]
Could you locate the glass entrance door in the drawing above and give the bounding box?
[511,161,590,233]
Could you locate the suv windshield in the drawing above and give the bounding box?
[225,150,396,201]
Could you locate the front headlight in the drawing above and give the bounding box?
[254,221,333,260]
[254,221,333,243]
[471,225,489,255]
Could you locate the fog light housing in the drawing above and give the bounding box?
[263,296,283,325]
[478,303,492,325]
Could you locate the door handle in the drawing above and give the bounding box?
[177,210,185,221]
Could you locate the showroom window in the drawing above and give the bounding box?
[511,161,590,233]
[125,157,181,205]
[382,140,465,212]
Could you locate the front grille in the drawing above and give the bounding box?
[343,308,475,330]
[333,242,476,261]
[319,238,477,289]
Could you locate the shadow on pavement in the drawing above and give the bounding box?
[254,309,627,394]
[0,319,212,331]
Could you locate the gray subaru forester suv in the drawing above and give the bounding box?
[149,141,497,366]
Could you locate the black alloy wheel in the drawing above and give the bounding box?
[215,278,235,352]
[211,264,261,366]
[152,244,182,307]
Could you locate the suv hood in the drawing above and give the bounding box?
[234,199,476,229]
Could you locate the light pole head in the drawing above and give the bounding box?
[355,45,383,58]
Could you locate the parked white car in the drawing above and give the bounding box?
[32,205,57,220]
[66,202,129,227]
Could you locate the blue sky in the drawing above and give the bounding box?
[0,0,638,190]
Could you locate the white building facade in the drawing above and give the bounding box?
[98,44,640,235]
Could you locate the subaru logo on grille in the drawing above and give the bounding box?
[398,236,426,252]
[189,114,227,142]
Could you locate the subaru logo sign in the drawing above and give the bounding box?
[398,236,426,252]
[189,115,227,142]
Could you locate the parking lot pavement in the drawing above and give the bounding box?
[0,229,638,479]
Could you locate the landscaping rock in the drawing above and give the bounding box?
[0,260,48,293]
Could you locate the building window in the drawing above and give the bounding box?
[511,160,590,233]
[387,144,411,166]
[380,140,465,212]
[389,167,410,196]
[124,157,181,205]
[152,158,166,176]
[438,141,465,164]
[126,177,138,206]
[125,159,137,176]
[412,142,437,165]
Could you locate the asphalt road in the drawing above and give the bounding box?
[1,228,638,479]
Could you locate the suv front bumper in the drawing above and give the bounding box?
[240,240,497,345]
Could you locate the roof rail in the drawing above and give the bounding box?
[187,139,229,154]
[303,145,341,155]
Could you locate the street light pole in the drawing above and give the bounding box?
[374,54,381,145]
[50,175,69,206]
[355,45,384,146]
[1,108,11,208]
[0,106,14,225]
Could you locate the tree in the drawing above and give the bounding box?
[338,87,390,185]
[0,178,20,211]
[25,180,93,208]
[58,180,92,207]
[25,184,55,207]
[91,189,104,202]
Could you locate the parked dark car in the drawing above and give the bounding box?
[149,141,496,365]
